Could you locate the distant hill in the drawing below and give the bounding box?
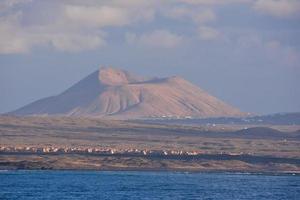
[10,67,244,119]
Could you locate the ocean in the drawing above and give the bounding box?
[0,171,299,200]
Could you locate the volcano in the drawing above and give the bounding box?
[11,67,244,119]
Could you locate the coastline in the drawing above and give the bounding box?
[1,169,299,176]
[1,153,299,174]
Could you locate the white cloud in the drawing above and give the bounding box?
[0,25,28,54]
[50,34,106,52]
[236,34,263,49]
[264,40,300,67]
[177,0,251,5]
[0,0,33,12]
[63,3,156,28]
[126,30,184,48]
[265,40,281,50]
[198,26,220,41]
[0,12,30,54]
[0,0,158,54]
[234,34,300,68]
[193,10,216,24]
[164,6,191,19]
[0,10,107,53]
[164,6,218,42]
[165,7,216,24]
[64,5,130,28]
[0,0,299,54]
[254,0,300,17]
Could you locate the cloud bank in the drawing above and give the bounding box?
[0,0,299,62]
[254,0,300,18]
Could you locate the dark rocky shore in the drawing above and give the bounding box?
[1,151,300,173]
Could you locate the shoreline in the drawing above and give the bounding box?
[1,151,300,164]
[1,153,299,174]
[1,168,299,176]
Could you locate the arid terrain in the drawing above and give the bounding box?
[1,116,299,173]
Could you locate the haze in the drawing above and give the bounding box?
[1,0,300,114]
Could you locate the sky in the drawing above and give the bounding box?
[0,0,300,115]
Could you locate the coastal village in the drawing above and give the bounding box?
[0,146,247,157]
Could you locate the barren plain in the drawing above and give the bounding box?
[0,116,299,173]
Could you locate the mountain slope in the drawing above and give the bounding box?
[11,67,244,119]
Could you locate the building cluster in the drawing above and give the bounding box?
[0,146,202,157]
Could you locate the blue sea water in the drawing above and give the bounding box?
[0,171,299,200]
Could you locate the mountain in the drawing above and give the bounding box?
[10,67,244,119]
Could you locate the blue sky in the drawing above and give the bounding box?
[0,0,299,114]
